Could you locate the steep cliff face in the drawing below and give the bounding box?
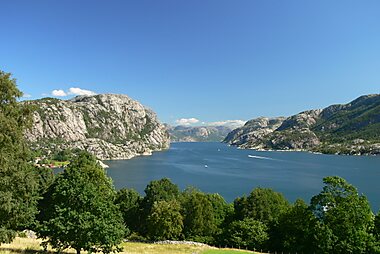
[224,94,380,155]
[25,94,170,160]
[168,125,233,142]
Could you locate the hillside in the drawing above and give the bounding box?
[168,125,233,142]
[25,94,170,160]
[224,94,380,155]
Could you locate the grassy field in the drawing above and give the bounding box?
[0,238,258,254]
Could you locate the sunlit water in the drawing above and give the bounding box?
[106,142,380,212]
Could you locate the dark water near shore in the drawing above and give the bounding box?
[106,142,380,212]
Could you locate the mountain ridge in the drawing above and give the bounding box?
[167,125,233,142]
[224,94,380,155]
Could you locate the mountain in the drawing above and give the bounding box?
[25,94,170,160]
[224,94,380,155]
[168,125,233,142]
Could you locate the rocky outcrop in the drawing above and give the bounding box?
[168,125,233,142]
[224,117,285,147]
[25,94,170,160]
[224,94,380,155]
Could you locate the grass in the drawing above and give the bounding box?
[202,250,256,254]
[0,237,261,254]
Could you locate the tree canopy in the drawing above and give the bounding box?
[0,71,39,244]
[36,152,125,254]
[310,176,377,253]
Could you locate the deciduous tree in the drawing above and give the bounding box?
[115,188,142,235]
[147,200,183,240]
[37,152,125,253]
[0,71,39,243]
[310,176,376,254]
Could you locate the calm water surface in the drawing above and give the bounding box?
[106,142,380,212]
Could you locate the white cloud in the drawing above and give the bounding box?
[51,89,67,97]
[175,118,200,126]
[22,93,32,98]
[68,87,97,96]
[207,120,246,129]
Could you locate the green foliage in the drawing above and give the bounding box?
[34,167,55,195]
[0,71,39,244]
[224,218,268,250]
[310,176,376,254]
[234,187,290,225]
[36,152,125,253]
[143,178,180,210]
[115,188,142,236]
[181,188,217,243]
[140,178,180,235]
[147,200,183,240]
[52,149,72,162]
[269,199,324,253]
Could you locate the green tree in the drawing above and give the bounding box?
[181,188,217,243]
[0,71,39,243]
[147,200,183,241]
[36,152,125,254]
[269,199,332,253]
[310,176,376,254]
[224,218,268,250]
[143,178,180,208]
[234,187,290,225]
[115,188,142,236]
[206,193,233,244]
[140,178,180,235]
[374,212,380,252]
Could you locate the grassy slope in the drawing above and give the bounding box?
[0,237,258,254]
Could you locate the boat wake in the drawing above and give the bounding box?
[248,155,277,161]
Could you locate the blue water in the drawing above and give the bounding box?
[106,142,380,212]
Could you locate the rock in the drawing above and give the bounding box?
[25,94,170,160]
[223,117,285,146]
[224,94,380,155]
[168,125,233,142]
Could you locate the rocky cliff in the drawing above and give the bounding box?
[168,125,233,142]
[25,94,170,160]
[224,94,380,155]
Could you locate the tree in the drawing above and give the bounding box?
[181,188,217,243]
[147,200,183,241]
[143,178,180,208]
[36,152,125,253]
[374,212,380,253]
[140,178,180,235]
[269,199,331,253]
[115,188,142,235]
[224,218,268,250]
[234,187,290,225]
[310,176,376,254]
[206,193,233,244]
[0,71,39,243]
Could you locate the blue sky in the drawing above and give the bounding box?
[1,0,379,126]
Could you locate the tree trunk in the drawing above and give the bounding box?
[76,249,80,254]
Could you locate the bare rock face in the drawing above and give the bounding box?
[168,125,233,142]
[223,117,286,146]
[25,94,170,160]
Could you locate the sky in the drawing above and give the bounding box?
[1,0,380,127]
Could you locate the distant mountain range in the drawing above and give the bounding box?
[167,125,233,142]
[224,94,380,155]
